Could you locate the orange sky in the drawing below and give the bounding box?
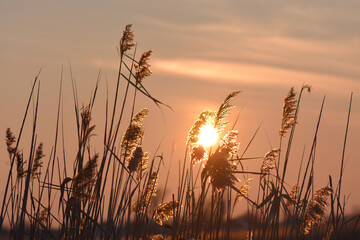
[1,1,360,213]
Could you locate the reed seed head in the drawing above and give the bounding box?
[132,172,158,214]
[260,149,280,178]
[236,178,253,202]
[202,131,240,191]
[120,24,136,55]
[5,128,16,157]
[187,110,216,149]
[190,144,207,164]
[73,154,98,199]
[214,91,240,134]
[16,151,26,179]
[301,186,333,234]
[287,182,299,207]
[128,146,143,172]
[153,200,179,225]
[135,50,153,83]
[280,87,297,136]
[32,142,44,178]
[121,108,149,159]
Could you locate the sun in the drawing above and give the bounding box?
[197,124,219,147]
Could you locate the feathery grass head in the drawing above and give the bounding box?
[128,146,144,172]
[287,182,299,207]
[121,108,149,158]
[135,50,153,83]
[280,87,297,136]
[16,151,26,179]
[187,110,217,149]
[301,186,333,234]
[202,131,240,191]
[73,154,98,199]
[236,178,253,202]
[190,144,207,164]
[32,142,44,179]
[132,172,158,214]
[153,200,179,225]
[5,128,16,157]
[120,24,136,55]
[36,208,49,230]
[81,105,96,141]
[214,91,240,134]
[260,149,280,178]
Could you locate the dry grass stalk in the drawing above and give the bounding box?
[214,91,240,134]
[260,149,280,178]
[135,50,153,83]
[202,131,240,191]
[73,154,98,199]
[153,200,180,225]
[132,172,158,214]
[236,178,253,202]
[120,24,136,55]
[280,87,297,136]
[32,142,44,178]
[5,128,16,157]
[121,108,149,158]
[301,186,333,234]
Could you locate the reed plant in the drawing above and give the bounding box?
[0,24,359,240]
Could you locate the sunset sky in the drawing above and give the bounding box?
[1,1,360,213]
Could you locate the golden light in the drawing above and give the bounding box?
[197,124,218,147]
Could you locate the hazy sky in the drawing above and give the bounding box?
[1,1,360,213]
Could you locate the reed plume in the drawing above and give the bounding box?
[128,146,144,172]
[36,208,49,230]
[119,24,135,55]
[132,172,158,214]
[301,186,333,234]
[16,151,26,179]
[81,105,95,141]
[214,91,240,134]
[287,182,299,207]
[260,149,280,178]
[153,200,179,225]
[121,108,149,158]
[32,142,44,178]
[187,110,216,148]
[150,234,164,240]
[280,87,297,136]
[236,178,253,202]
[5,128,16,157]
[190,144,207,164]
[127,146,150,180]
[202,131,239,191]
[135,50,153,83]
[73,154,98,199]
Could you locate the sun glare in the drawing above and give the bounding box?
[197,124,218,147]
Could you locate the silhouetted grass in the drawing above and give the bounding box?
[0,24,359,240]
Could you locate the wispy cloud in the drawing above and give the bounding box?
[152,58,360,95]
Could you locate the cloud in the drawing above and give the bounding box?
[152,58,360,95]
